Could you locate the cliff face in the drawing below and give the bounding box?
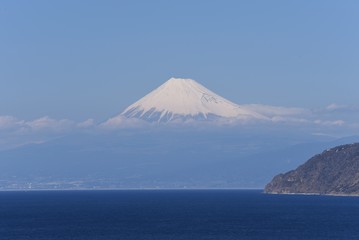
[265,143,359,195]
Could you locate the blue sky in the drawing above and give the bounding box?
[1,0,359,122]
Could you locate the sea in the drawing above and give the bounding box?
[1,189,359,240]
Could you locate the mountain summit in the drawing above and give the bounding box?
[118,78,266,123]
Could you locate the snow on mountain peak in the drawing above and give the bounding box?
[117,77,267,123]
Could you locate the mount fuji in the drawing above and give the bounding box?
[108,78,270,124]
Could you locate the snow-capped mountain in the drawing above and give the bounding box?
[102,77,307,126]
[117,78,267,123]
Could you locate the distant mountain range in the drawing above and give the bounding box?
[265,143,359,196]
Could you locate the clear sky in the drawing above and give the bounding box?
[1,0,359,121]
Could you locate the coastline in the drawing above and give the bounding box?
[264,191,359,197]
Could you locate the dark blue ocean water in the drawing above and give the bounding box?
[1,190,359,240]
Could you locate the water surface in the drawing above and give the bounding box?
[1,190,358,239]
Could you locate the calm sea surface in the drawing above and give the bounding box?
[1,190,359,240]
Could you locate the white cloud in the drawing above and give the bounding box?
[1,101,359,151]
[314,119,345,126]
[100,115,151,129]
[0,115,76,134]
[326,103,348,111]
[77,118,95,128]
[0,116,24,130]
[244,104,309,117]
[0,115,80,150]
[270,116,310,124]
[323,103,359,113]
[26,116,74,132]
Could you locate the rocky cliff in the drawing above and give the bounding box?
[265,143,359,195]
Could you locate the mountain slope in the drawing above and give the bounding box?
[118,78,266,123]
[265,143,359,195]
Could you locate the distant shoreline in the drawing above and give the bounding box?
[0,188,263,192]
[265,191,359,197]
